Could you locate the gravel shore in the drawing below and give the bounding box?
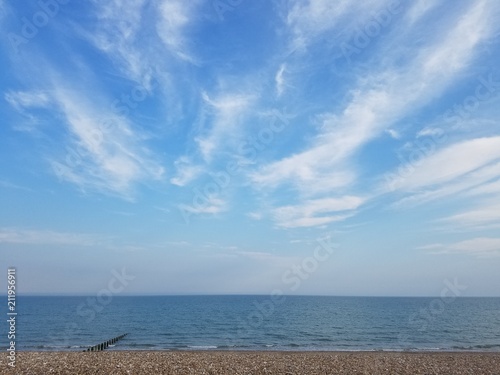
[2,351,500,375]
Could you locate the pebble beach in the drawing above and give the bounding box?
[2,351,500,375]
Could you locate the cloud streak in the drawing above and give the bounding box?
[420,237,500,257]
[156,0,199,61]
[0,227,105,246]
[273,196,365,228]
[196,91,254,162]
[252,0,500,227]
[391,137,500,206]
[52,88,165,198]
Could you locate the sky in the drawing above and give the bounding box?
[1,0,500,296]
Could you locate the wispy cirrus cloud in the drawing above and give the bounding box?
[391,137,500,207]
[86,0,200,86]
[195,91,254,162]
[169,156,203,186]
[396,163,500,209]
[463,179,500,197]
[3,0,200,200]
[419,237,500,257]
[156,0,200,61]
[439,201,500,230]
[4,90,53,133]
[48,87,165,198]
[0,180,33,192]
[273,196,365,228]
[0,227,105,246]
[252,0,499,227]
[4,90,51,111]
[87,0,151,85]
[178,196,227,216]
[275,64,286,97]
[286,0,388,51]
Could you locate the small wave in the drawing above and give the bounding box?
[20,344,90,352]
[317,338,334,342]
[125,343,158,348]
[452,344,500,350]
[187,345,218,349]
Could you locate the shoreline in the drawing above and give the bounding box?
[11,348,500,353]
[3,350,500,374]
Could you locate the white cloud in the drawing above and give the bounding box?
[252,0,499,228]
[0,180,33,192]
[420,237,500,257]
[5,91,51,111]
[419,1,494,77]
[233,250,284,262]
[391,137,500,193]
[84,0,197,90]
[0,228,104,246]
[88,0,153,85]
[417,243,444,251]
[50,88,165,198]
[439,201,500,229]
[178,196,227,215]
[416,127,445,138]
[196,91,254,162]
[404,0,442,26]
[256,1,497,194]
[451,237,500,255]
[0,1,13,30]
[273,196,364,228]
[275,64,286,97]
[247,212,263,220]
[252,149,356,194]
[385,128,400,139]
[392,160,500,209]
[286,0,388,51]
[464,179,500,197]
[156,0,199,61]
[170,156,203,186]
[4,90,54,134]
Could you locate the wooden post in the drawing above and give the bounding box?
[83,333,128,352]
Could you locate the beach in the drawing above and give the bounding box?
[2,351,500,375]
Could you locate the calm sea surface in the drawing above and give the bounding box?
[1,296,500,351]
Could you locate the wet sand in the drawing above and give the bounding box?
[2,351,500,374]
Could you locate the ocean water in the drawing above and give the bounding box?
[1,296,500,352]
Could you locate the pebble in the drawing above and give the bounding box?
[1,351,500,375]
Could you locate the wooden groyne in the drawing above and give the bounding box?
[83,333,128,352]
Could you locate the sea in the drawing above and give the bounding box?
[1,296,500,352]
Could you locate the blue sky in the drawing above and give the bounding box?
[1,0,500,296]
